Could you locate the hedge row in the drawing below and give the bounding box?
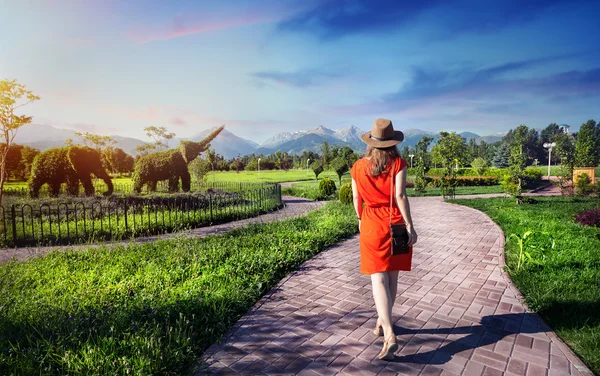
[425,176,499,187]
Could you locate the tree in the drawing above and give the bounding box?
[0,79,40,203]
[75,132,116,151]
[330,156,348,186]
[19,145,39,180]
[541,123,560,144]
[505,125,530,198]
[144,126,175,151]
[188,158,211,182]
[471,157,488,176]
[0,143,22,180]
[492,143,510,168]
[102,147,134,174]
[310,160,324,180]
[435,131,468,198]
[321,141,331,170]
[414,136,433,193]
[574,119,598,167]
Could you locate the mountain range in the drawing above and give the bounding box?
[13,123,505,159]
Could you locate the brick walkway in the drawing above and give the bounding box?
[196,196,592,376]
[0,196,325,264]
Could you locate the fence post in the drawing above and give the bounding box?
[209,191,213,223]
[123,203,128,231]
[10,204,17,244]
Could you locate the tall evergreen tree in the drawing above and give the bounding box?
[574,119,598,167]
[492,143,510,168]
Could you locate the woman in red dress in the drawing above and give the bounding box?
[350,118,418,360]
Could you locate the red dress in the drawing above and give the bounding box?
[350,157,413,274]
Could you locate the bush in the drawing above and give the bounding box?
[471,157,488,176]
[522,167,543,188]
[339,183,353,204]
[425,176,498,187]
[575,173,594,196]
[501,174,520,197]
[318,178,336,196]
[310,161,323,180]
[575,209,600,227]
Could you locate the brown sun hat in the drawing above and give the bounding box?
[361,118,404,148]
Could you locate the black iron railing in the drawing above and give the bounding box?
[0,182,282,247]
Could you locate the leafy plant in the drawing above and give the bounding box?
[471,157,488,176]
[338,182,353,204]
[330,156,349,186]
[310,160,323,180]
[508,231,555,271]
[575,209,600,227]
[575,173,594,197]
[318,177,336,197]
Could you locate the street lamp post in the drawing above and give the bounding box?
[306,158,310,175]
[408,154,414,168]
[258,158,261,179]
[543,142,556,180]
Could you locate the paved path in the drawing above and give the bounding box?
[0,196,325,264]
[197,196,592,376]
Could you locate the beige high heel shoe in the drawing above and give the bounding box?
[377,335,398,360]
[373,319,383,336]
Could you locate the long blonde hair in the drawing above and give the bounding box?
[365,145,400,177]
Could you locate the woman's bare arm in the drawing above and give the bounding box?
[351,178,362,228]
[395,166,418,245]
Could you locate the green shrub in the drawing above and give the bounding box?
[522,167,543,188]
[425,176,498,187]
[501,174,520,197]
[575,173,594,196]
[319,178,336,196]
[471,157,488,176]
[339,183,353,204]
[310,161,323,180]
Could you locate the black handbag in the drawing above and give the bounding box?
[389,161,411,255]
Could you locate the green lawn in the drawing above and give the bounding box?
[201,169,339,183]
[531,165,600,178]
[283,180,506,200]
[0,202,358,375]
[451,197,600,374]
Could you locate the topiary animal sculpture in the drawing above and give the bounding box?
[29,146,114,198]
[132,126,224,193]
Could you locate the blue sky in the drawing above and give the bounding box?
[1,0,599,144]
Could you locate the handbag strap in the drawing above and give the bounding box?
[389,158,396,226]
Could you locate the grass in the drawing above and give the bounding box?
[283,180,506,200]
[408,185,505,196]
[451,196,600,374]
[531,165,600,178]
[0,201,358,375]
[0,186,281,247]
[197,169,339,183]
[281,177,351,201]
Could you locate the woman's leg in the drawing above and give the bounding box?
[387,270,400,307]
[371,272,394,339]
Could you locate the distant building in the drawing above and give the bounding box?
[559,124,570,134]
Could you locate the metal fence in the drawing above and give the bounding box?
[2,181,261,197]
[0,182,282,247]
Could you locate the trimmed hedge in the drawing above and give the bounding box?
[132,127,223,193]
[29,146,113,198]
[426,176,499,187]
[319,178,336,196]
[339,183,353,204]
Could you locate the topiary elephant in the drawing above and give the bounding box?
[29,146,114,198]
[132,126,224,193]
